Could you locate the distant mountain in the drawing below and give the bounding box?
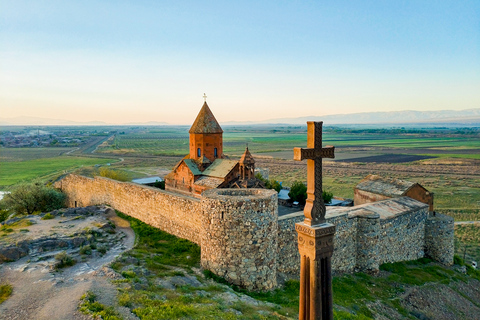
[224,108,480,125]
[0,116,169,126]
[124,121,170,125]
[0,116,108,126]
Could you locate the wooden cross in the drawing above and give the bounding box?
[294,121,335,226]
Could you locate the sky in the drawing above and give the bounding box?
[1,1,479,124]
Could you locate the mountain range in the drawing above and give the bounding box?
[1,109,479,126]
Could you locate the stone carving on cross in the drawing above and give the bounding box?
[293,121,335,226]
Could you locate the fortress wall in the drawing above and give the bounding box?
[56,174,202,245]
[276,210,357,276]
[277,212,303,275]
[200,189,278,291]
[378,206,428,264]
[425,214,454,265]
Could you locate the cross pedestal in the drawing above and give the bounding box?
[294,121,335,320]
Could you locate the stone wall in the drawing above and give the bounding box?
[378,205,428,264]
[200,189,278,291]
[56,174,202,245]
[425,214,454,265]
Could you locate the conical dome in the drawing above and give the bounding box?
[189,102,223,134]
[239,147,255,164]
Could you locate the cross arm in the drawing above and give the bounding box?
[294,146,335,161]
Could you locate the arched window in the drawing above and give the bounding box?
[214,148,218,158]
[197,148,201,157]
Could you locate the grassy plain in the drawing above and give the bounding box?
[0,156,116,188]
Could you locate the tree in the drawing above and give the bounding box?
[255,173,282,192]
[289,181,307,205]
[1,182,66,215]
[288,181,333,205]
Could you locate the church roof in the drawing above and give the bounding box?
[183,159,203,176]
[202,159,238,178]
[239,147,255,164]
[355,174,419,197]
[194,176,224,188]
[189,102,223,134]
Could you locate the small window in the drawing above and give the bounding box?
[197,148,201,157]
[214,148,218,158]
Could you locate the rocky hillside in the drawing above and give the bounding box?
[1,207,480,319]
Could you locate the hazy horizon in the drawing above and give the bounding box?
[1,1,479,124]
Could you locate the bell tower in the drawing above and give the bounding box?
[189,95,223,167]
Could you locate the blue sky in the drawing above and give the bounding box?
[1,1,479,124]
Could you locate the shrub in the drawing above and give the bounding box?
[79,245,92,255]
[54,251,76,269]
[289,181,307,205]
[1,182,66,215]
[41,213,54,220]
[154,180,165,189]
[0,283,13,304]
[288,181,334,205]
[98,167,129,182]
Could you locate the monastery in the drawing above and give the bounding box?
[165,100,262,196]
[56,99,455,291]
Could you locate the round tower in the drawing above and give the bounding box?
[200,188,278,291]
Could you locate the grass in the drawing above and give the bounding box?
[107,211,480,320]
[0,156,116,188]
[454,223,480,264]
[80,291,122,320]
[0,283,13,304]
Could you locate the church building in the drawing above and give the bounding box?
[165,99,263,196]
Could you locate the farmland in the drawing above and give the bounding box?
[1,124,479,262]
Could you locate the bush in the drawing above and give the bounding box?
[1,182,66,215]
[153,180,165,189]
[98,167,129,182]
[0,283,13,304]
[41,213,54,220]
[255,173,281,192]
[54,251,76,269]
[289,181,307,205]
[288,181,334,205]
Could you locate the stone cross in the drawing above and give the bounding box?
[294,121,336,320]
[293,121,335,226]
[203,93,207,102]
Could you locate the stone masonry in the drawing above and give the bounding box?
[57,174,454,290]
[200,189,278,291]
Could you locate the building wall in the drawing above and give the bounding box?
[189,133,223,162]
[56,174,202,245]
[165,162,196,193]
[425,214,454,265]
[354,189,390,206]
[405,185,434,212]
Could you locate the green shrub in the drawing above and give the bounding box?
[1,182,66,215]
[80,291,121,320]
[79,245,92,255]
[0,283,13,304]
[97,245,107,254]
[454,255,465,266]
[41,213,54,220]
[54,251,76,269]
[98,167,129,182]
[289,181,307,205]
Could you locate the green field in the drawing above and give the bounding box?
[91,126,480,161]
[0,156,116,188]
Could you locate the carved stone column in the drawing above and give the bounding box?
[296,222,335,320]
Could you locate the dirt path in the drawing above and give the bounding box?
[0,210,135,320]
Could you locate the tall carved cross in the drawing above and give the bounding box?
[293,121,334,226]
